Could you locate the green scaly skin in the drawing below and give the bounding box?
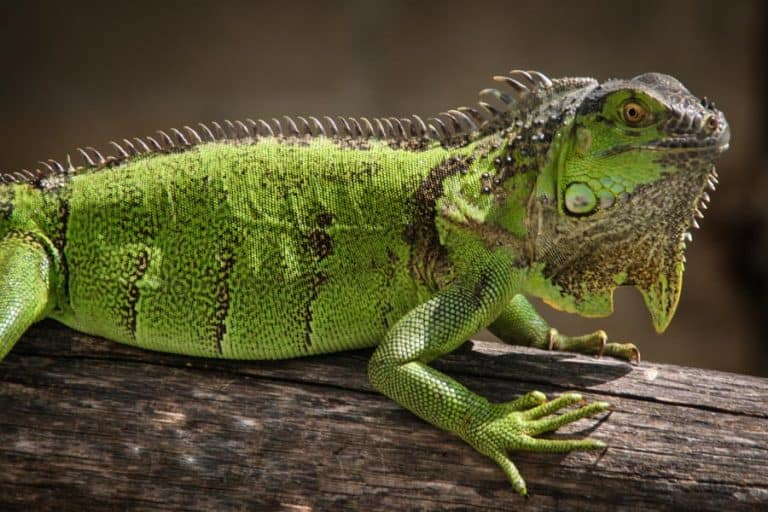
[0,70,729,495]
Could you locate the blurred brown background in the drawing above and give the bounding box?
[1,1,765,376]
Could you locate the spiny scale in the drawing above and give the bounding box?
[0,69,567,186]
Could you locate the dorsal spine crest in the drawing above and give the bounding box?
[1,69,599,186]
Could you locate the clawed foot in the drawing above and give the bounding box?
[547,328,640,363]
[464,391,609,496]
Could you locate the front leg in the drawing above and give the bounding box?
[368,251,608,496]
[489,294,640,362]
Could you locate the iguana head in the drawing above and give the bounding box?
[529,72,730,332]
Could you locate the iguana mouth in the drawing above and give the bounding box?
[600,137,729,157]
[636,135,730,154]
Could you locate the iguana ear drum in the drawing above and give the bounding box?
[564,182,597,215]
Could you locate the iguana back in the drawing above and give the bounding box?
[21,139,461,358]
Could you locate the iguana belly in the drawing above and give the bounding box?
[52,229,423,359]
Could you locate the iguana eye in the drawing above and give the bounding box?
[564,183,597,215]
[622,101,647,125]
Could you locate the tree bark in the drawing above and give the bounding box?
[1,320,766,511]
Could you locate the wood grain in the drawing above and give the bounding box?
[1,320,766,511]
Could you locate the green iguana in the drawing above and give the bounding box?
[0,69,729,495]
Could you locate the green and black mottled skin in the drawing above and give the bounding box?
[0,70,729,495]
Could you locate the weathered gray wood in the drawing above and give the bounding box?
[1,320,766,511]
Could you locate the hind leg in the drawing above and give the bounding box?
[0,234,52,360]
[490,294,640,362]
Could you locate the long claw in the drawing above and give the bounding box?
[519,436,607,453]
[603,342,641,363]
[499,390,547,413]
[548,329,640,363]
[490,452,528,496]
[549,328,607,355]
[521,392,583,420]
[526,401,610,435]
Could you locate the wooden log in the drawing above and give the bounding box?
[0,320,766,511]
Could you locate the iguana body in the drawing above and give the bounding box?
[0,70,729,495]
